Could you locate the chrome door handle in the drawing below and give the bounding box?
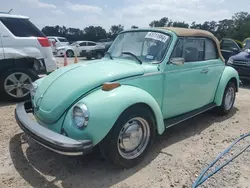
[201,68,209,74]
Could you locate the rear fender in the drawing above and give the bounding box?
[214,66,240,106]
[62,85,165,146]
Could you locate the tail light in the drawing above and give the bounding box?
[37,37,51,47]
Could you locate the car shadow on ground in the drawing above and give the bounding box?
[240,80,250,89]
[0,101,16,107]
[9,108,238,188]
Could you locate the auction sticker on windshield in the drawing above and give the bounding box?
[145,32,169,43]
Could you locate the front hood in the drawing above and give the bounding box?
[34,59,145,123]
[232,51,250,61]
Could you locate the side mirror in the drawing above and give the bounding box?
[170,58,185,66]
[76,45,80,47]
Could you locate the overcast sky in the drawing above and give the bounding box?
[1,0,250,30]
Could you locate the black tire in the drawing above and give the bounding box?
[95,52,103,59]
[100,105,156,168]
[66,50,74,57]
[214,81,236,116]
[0,68,38,101]
[86,55,92,60]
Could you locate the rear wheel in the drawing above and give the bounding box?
[66,50,74,57]
[86,55,92,60]
[0,68,37,101]
[95,52,103,59]
[214,82,236,115]
[100,106,155,168]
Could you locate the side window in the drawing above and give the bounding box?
[171,38,184,58]
[0,18,45,37]
[205,39,217,60]
[184,38,205,62]
[221,40,238,51]
[79,42,87,46]
[88,42,96,46]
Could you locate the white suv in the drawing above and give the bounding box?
[0,13,57,101]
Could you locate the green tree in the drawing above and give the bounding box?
[131,25,139,29]
[149,17,169,27]
[109,24,124,39]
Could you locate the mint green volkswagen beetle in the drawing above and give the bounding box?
[15,27,240,168]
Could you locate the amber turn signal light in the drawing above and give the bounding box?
[102,82,121,91]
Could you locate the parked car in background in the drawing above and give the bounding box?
[220,38,243,62]
[0,13,57,101]
[243,38,250,49]
[54,41,97,57]
[227,42,250,80]
[80,41,113,60]
[47,36,69,52]
[16,27,239,168]
[99,38,113,48]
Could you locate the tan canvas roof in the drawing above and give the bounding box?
[159,27,224,61]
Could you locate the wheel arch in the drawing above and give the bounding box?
[118,102,157,130]
[214,66,239,106]
[0,58,40,75]
[66,49,74,56]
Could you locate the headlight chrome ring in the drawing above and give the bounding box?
[72,103,89,128]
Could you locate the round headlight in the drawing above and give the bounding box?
[72,103,89,128]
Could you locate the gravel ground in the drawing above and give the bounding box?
[1,64,250,187]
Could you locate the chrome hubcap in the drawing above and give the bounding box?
[117,117,150,160]
[224,87,235,110]
[4,72,32,98]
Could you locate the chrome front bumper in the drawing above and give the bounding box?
[15,102,93,156]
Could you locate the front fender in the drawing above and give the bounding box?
[62,85,165,146]
[214,66,240,106]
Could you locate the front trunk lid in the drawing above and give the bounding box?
[34,59,144,123]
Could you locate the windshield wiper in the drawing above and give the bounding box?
[106,52,113,60]
[122,52,142,64]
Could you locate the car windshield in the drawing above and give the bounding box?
[70,42,78,46]
[107,31,171,63]
[58,38,68,42]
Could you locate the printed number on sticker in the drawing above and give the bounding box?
[145,32,169,43]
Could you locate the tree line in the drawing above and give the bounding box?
[41,12,250,42]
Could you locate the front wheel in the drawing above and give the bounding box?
[95,52,103,59]
[86,55,92,60]
[214,82,236,116]
[100,106,155,168]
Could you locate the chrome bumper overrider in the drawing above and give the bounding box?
[15,101,92,156]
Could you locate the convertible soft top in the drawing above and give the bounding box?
[160,27,225,61]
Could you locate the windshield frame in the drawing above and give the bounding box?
[70,41,80,46]
[107,29,173,64]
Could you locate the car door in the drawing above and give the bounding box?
[220,39,241,63]
[87,42,96,50]
[204,38,224,103]
[76,42,87,55]
[162,37,210,119]
[0,33,4,59]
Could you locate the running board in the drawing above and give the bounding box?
[164,103,217,128]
